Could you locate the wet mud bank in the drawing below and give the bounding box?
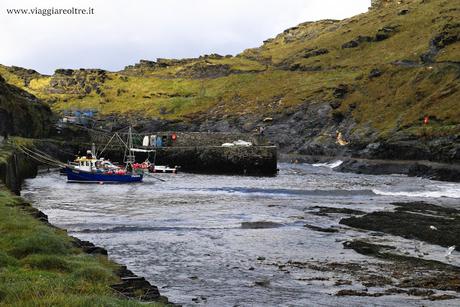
[269,254,459,301]
[337,240,460,300]
[330,201,460,300]
[0,146,172,305]
[272,199,460,302]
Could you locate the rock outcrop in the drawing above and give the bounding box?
[370,0,402,10]
[0,76,53,138]
[48,68,107,95]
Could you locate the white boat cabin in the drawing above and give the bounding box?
[72,150,119,172]
[74,156,98,172]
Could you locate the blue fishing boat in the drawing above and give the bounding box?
[65,167,143,183]
[65,127,145,183]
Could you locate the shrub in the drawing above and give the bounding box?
[21,254,70,272]
[0,251,18,267]
[9,231,70,258]
[71,266,115,283]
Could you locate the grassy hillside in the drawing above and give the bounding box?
[0,0,458,139]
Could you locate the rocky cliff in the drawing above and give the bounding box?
[0,75,54,138]
[0,0,458,162]
[0,144,38,193]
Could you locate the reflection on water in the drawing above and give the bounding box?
[22,163,460,306]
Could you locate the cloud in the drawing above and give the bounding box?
[0,0,370,74]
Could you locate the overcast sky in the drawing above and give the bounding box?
[0,0,370,74]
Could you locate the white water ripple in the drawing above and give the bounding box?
[373,183,460,199]
[312,160,343,169]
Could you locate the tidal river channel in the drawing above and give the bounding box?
[22,162,460,306]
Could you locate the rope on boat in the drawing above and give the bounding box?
[18,146,65,167]
[61,124,145,150]
[98,132,129,157]
[14,143,67,168]
[96,133,117,157]
[26,145,66,165]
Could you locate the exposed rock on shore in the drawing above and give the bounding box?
[340,202,460,251]
[336,158,460,182]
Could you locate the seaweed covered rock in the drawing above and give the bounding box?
[340,202,460,250]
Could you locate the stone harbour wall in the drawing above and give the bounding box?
[154,145,278,176]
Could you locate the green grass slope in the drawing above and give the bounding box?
[0,0,458,139]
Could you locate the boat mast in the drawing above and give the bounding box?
[126,127,136,165]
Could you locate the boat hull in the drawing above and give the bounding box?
[65,168,143,183]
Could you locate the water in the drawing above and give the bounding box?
[22,163,460,306]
